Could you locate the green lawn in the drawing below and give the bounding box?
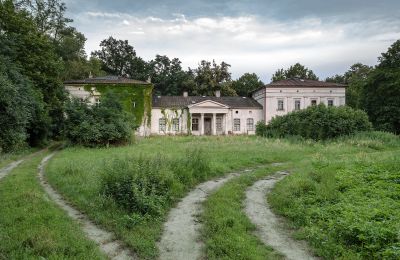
[44,132,400,259]
[0,151,105,259]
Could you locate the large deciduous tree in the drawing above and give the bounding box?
[362,40,400,134]
[232,73,264,97]
[92,36,147,79]
[271,63,319,82]
[1,0,65,141]
[326,63,373,109]
[191,60,236,96]
[148,55,189,95]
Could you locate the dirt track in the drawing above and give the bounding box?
[245,171,317,260]
[38,153,136,260]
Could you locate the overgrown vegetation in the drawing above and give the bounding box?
[64,92,134,147]
[101,149,210,217]
[256,104,372,140]
[0,152,105,259]
[269,131,400,259]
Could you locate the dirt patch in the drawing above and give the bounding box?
[38,153,136,260]
[0,160,24,181]
[245,171,317,260]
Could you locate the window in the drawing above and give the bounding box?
[247,118,254,131]
[172,118,179,131]
[94,97,100,105]
[328,99,334,107]
[234,118,240,131]
[277,99,284,111]
[216,117,223,131]
[311,99,317,106]
[294,99,301,111]
[192,118,199,131]
[159,118,166,132]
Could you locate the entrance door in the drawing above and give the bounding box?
[204,118,212,135]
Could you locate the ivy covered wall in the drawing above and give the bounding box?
[83,84,153,128]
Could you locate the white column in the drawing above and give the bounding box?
[200,113,204,135]
[212,113,217,135]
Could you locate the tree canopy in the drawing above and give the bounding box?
[362,40,400,134]
[271,63,319,82]
[232,73,264,97]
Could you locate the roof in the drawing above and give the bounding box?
[252,78,347,93]
[64,76,150,85]
[153,96,263,109]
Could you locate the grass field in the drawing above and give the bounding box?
[0,148,38,169]
[43,132,400,259]
[0,151,105,259]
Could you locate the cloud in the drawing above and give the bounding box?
[73,10,399,81]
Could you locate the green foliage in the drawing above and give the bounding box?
[84,83,153,128]
[271,63,319,82]
[362,40,400,134]
[257,104,372,140]
[0,55,50,152]
[148,55,190,95]
[100,149,210,216]
[189,60,237,96]
[91,36,147,79]
[269,132,400,259]
[232,72,264,97]
[326,63,373,109]
[64,92,134,147]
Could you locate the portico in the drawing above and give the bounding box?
[188,100,229,135]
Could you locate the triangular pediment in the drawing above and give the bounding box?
[188,100,229,109]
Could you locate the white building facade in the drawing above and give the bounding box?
[151,92,264,135]
[252,78,346,123]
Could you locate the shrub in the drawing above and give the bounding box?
[257,104,372,140]
[64,92,134,147]
[100,149,211,216]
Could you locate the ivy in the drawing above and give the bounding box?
[83,84,153,129]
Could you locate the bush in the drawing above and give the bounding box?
[64,92,134,147]
[257,104,372,140]
[100,149,211,216]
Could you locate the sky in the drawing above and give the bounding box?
[63,0,400,82]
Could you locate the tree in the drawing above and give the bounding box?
[362,40,400,134]
[191,60,236,96]
[271,63,319,82]
[1,0,65,140]
[232,73,264,97]
[92,36,146,79]
[326,63,373,108]
[64,92,134,146]
[0,55,49,151]
[148,55,188,95]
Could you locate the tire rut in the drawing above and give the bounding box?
[245,171,317,260]
[38,152,136,260]
[158,168,256,260]
[0,160,24,181]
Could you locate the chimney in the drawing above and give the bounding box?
[146,76,152,83]
[215,90,221,97]
[183,91,188,97]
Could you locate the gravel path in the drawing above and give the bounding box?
[38,153,136,260]
[245,171,317,260]
[0,160,24,181]
[158,169,254,260]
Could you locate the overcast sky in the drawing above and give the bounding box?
[63,0,400,82]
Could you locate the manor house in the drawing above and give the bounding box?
[64,76,346,136]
